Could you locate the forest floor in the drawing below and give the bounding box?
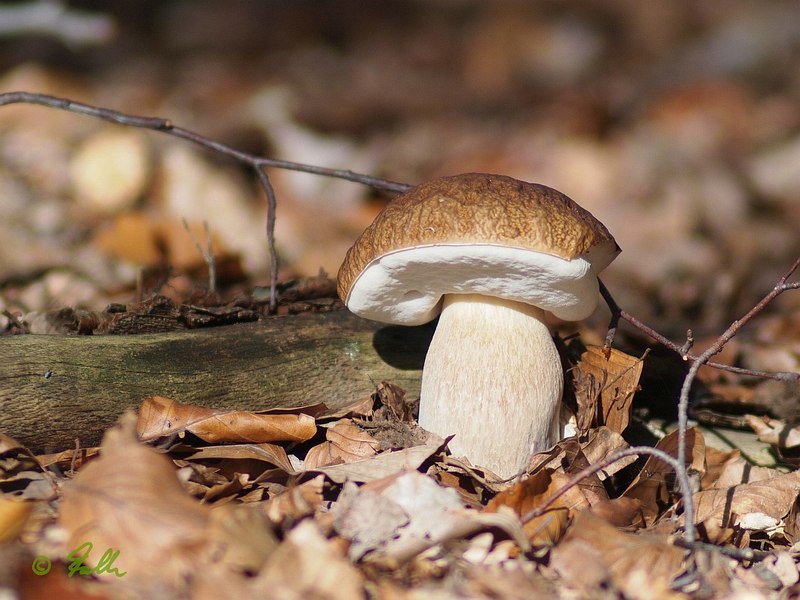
[1,2,799,598]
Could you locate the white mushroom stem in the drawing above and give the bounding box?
[418,293,563,478]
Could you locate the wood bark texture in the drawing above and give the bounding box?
[0,311,432,452]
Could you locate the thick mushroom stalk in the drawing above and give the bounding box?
[419,293,563,478]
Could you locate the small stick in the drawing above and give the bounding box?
[672,538,771,562]
[0,91,412,312]
[675,257,800,503]
[0,92,411,193]
[182,218,216,293]
[520,445,697,543]
[256,167,279,313]
[599,279,800,383]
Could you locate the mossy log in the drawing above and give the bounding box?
[0,311,433,452]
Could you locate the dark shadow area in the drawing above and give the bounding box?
[372,320,437,371]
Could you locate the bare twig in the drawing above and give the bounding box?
[536,260,800,545]
[0,91,411,313]
[672,538,771,562]
[520,445,696,543]
[255,167,279,312]
[599,279,800,383]
[0,92,411,193]
[182,218,216,293]
[675,257,800,501]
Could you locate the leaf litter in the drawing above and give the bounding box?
[2,344,800,599]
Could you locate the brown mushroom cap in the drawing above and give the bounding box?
[338,173,619,325]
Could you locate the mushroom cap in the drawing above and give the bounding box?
[337,172,620,325]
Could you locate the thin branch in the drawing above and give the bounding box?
[0,91,411,312]
[520,445,696,543]
[672,538,771,563]
[675,256,800,504]
[599,279,800,383]
[0,92,412,193]
[181,218,216,293]
[255,167,279,313]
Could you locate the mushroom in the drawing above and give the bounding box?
[337,173,619,477]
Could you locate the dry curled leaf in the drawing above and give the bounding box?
[304,419,380,469]
[137,396,317,444]
[551,511,686,600]
[262,475,325,524]
[573,345,644,435]
[745,414,800,449]
[59,412,214,588]
[485,469,585,547]
[622,428,706,525]
[692,469,800,541]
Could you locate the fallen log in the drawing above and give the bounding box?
[0,311,433,452]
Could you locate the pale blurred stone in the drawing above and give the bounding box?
[158,144,266,274]
[748,134,800,202]
[70,129,151,214]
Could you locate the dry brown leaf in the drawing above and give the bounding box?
[262,475,324,524]
[137,396,317,444]
[332,481,411,561]
[526,428,635,490]
[332,471,528,563]
[0,433,24,453]
[58,412,214,591]
[449,561,557,599]
[303,442,345,470]
[326,419,380,457]
[0,439,56,502]
[588,497,647,529]
[528,439,609,506]
[309,444,441,484]
[745,414,800,448]
[184,442,294,473]
[575,426,637,480]
[316,393,375,421]
[622,427,706,525]
[709,451,782,490]
[485,469,588,547]
[550,511,686,600]
[573,345,643,435]
[253,519,364,600]
[692,469,800,538]
[35,447,100,471]
[206,503,279,574]
[0,496,33,542]
[304,419,381,469]
[700,446,739,490]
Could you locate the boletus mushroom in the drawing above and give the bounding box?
[337,173,620,478]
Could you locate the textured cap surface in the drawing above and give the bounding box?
[338,173,619,325]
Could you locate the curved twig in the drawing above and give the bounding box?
[520,445,696,543]
[0,91,411,313]
[599,279,800,383]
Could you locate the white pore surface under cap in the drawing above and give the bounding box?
[346,244,602,325]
